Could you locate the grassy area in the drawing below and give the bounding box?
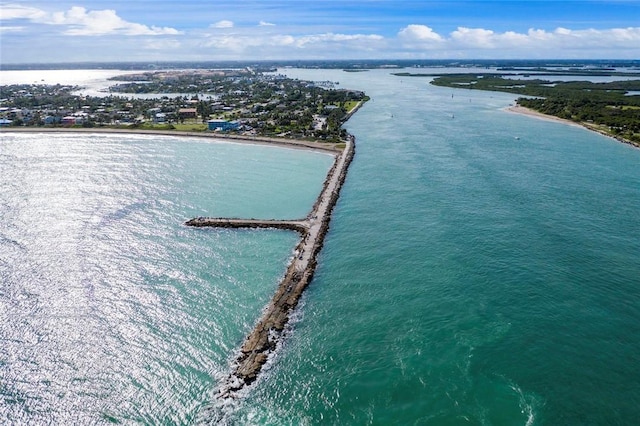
[134,123,175,131]
[172,123,208,132]
[343,100,359,112]
[106,122,208,132]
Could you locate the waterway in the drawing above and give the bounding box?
[2,69,640,424]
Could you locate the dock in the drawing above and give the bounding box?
[185,135,355,398]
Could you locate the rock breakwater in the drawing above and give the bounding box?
[186,136,355,398]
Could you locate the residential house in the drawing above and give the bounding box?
[61,116,77,126]
[178,108,197,120]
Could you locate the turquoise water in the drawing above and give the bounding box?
[2,70,640,425]
[0,133,332,424]
[231,69,640,424]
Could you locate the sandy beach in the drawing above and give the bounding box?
[505,105,583,128]
[506,104,639,149]
[0,127,343,154]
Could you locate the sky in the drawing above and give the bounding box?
[1,0,639,63]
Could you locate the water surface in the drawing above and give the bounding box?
[0,132,332,424]
[2,69,640,425]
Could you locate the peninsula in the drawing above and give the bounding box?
[0,68,368,143]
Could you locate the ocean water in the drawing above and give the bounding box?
[2,69,640,425]
[229,69,640,424]
[0,132,333,424]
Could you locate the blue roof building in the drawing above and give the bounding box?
[207,119,240,132]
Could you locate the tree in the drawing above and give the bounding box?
[197,100,211,123]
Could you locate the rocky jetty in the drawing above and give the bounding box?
[185,136,355,398]
[185,217,309,233]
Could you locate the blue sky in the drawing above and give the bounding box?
[1,1,639,63]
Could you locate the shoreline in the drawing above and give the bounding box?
[506,104,639,149]
[505,104,583,128]
[0,127,344,153]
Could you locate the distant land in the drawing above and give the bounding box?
[2,59,640,147]
[424,73,640,147]
[2,59,640,71]
[0,68,367,143]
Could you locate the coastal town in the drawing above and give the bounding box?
[0,68,368,142]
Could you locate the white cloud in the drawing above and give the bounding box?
[550,27,640,49]
[203,33,295,52]
[397,24,640,56]
[398,25,443,42]
[0,4,47,21]
[54,7,181,36]
[450,27,496,48]
[0,25,24,33]
[2,3,639,63]
[211,20,234,29]
[273,35,296,45]
[295,32,384,48]
[610,27,638,41]
[144,39,182,50]
[199,31,385,59]
[0,4,180,36]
